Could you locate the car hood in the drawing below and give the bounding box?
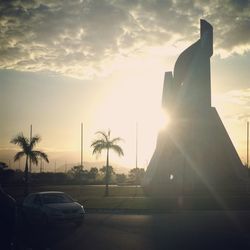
[44,202,81,210]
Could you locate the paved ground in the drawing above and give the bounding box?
[16,211,250,250]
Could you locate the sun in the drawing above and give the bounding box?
[157,109,171,131]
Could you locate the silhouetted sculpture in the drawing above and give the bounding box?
[144,20,247,195]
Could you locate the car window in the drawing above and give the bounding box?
[42,193,73,204]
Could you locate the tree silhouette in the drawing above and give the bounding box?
[10,133,49,194]
[88,167,99,180]
[68,165,87,181]
[100,165,115,184]
[91,130,123,196]
[0,162,15,184]
[116,173,127,184]
[129,168,145,185]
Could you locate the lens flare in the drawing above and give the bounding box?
[158,109,171,130]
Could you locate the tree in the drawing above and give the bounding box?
[116,173,127,184]
[10,133,49,194]
[129,168,145,185]
[88,167,99,180]
[68,165,87,181]
[0,162,8,174]
[0,162,15,184]
[100,165,115,184]
[91,130,123,196]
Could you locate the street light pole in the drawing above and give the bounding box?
[81,122,83,168]
[136,122,138,169]
[247,121,249,169]
[29,124,32,173]
[136,122,138,187]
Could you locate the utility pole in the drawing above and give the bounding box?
[136,122,138,170]
[65,161,67,173]
[247,121,250,193]
[81,122,83,168]
[135,122,138,188]
[247,121,249,168]
[54,161,57,173]
[29,124,32,173]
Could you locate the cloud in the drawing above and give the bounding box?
[201,0,250,56]
[224,113,250,124]
[0,0,249,78]
[236,113,250,121]
[214,88,250,122]
[223,88,250,106]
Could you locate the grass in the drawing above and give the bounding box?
[5,184,250,211]
[6,185,151,210]
[6,185,180,210]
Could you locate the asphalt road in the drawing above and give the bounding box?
[16,211,250,250]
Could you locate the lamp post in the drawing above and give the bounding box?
[246,121,249,193]
[29,124,32,173]
[135,122,138,188]
[247,121,249,169]
[81,122,83,168]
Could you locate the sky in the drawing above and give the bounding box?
[0,0,250,172]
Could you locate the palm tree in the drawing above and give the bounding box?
[10,133,49,194]
[91,130,123,196]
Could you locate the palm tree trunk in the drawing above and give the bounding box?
[24,155,29,195]
[105,147,109,196]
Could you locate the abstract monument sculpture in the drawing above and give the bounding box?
[144,20,247,195]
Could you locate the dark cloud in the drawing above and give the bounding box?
[202,0,250,52]
[0,0,249,78]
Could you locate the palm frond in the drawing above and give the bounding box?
[95,131,109,142]
[10,133,29,152]
[91,139,106,148]
[29,152,39,165]
[30,135,41,149]
[110,144,124,156]
[92,144,106,156]
[91,130,124,159]
[14,151,25,162]
[32,151,49,163]
[110,137,123,144]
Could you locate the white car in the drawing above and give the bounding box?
[22,191,85,226]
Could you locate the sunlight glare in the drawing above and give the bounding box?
[157,109,171,130]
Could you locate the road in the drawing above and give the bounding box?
[16,211,250,250]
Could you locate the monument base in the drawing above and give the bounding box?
[144,107,248,196]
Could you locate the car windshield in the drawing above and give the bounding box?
[42,193,73,204]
